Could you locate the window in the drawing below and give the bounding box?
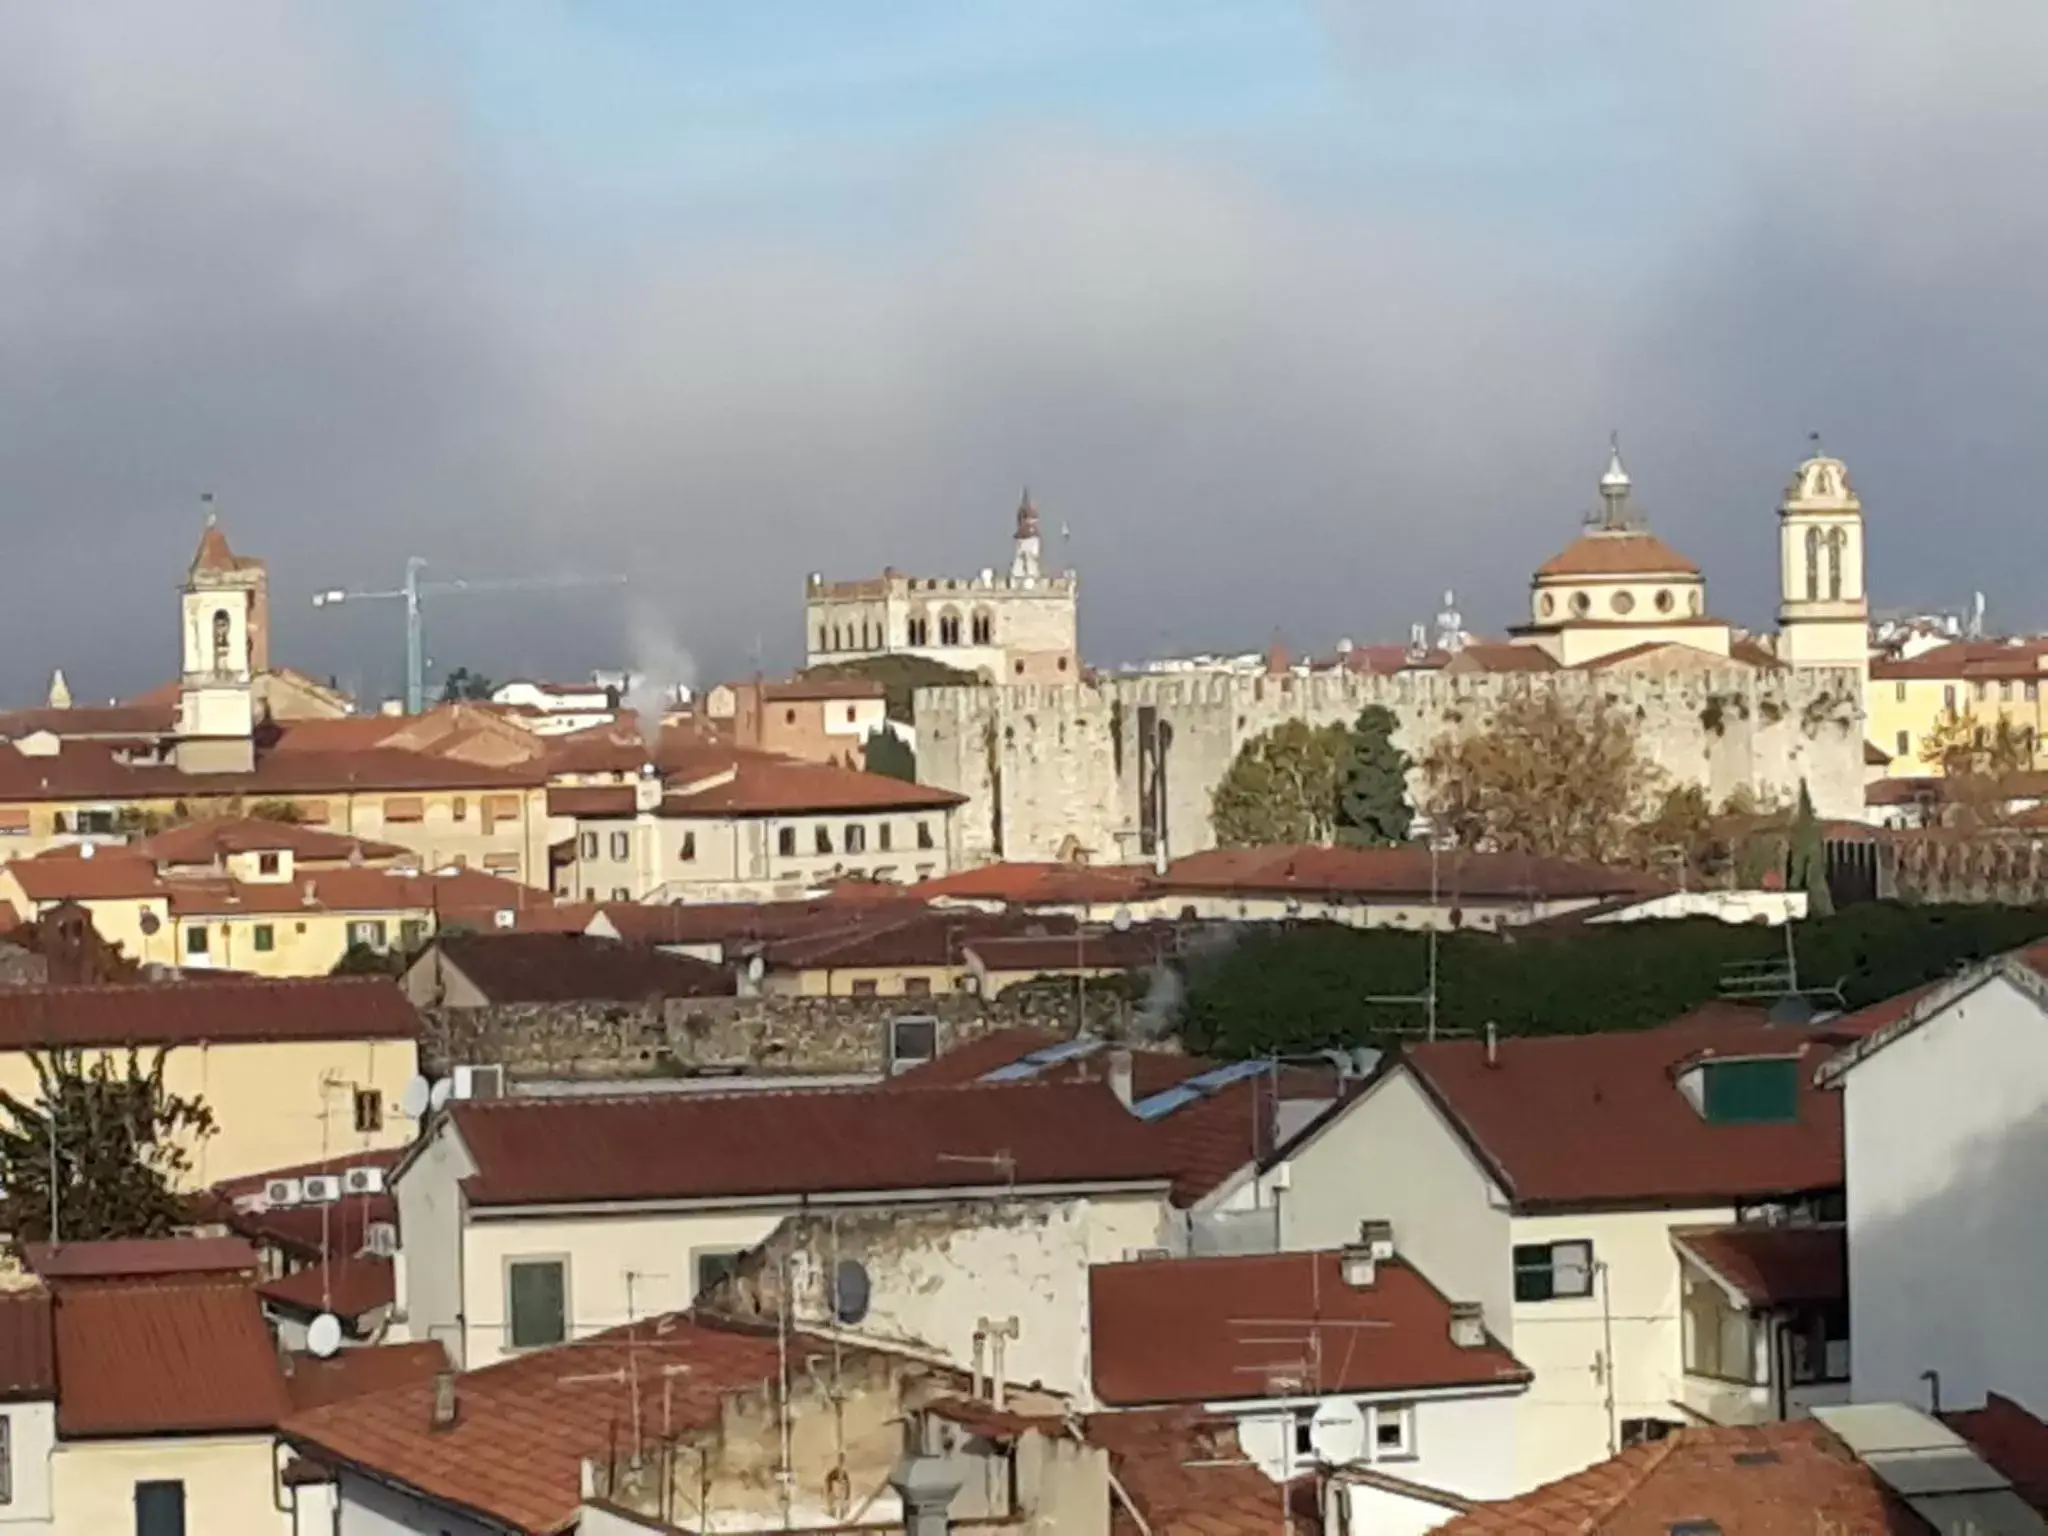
[1371,1403,1415,1461]
[845,705,857,724]
[817,627,829,654]
[888,1015,938,1074]
[609,831,630,862]
[971,613,994,644]
[1513,1240,1593,1302]
[1895,730,1909,756]
[844,824,866,854]
[383,797,424,823]
[1803,526,1820,601]
[1944,684,1958,710]
[916,820,934,850]
[1895,682,1907,702]
[1702,1058,1799,1124]
[0,1412,10,1503]
[453,796,468,821]
[1655,588,1674,614]
[679,831,697,862]
[74,808,117,836]
[507,1258,568,1349]
[353,1089,383,1133]
[1975,680,1989,701]
[1292,1410,1315,1463]
[2028,682,2040,702]
[348,920,388,950]
[814,825,833,855]
[784,708,797,725]
[1569,590,1591,617]
[578,831,598,860]
[694,1250,744,1297]
[904,976,934,998]
[400,918,428,950]
[908,616,929,646]
[253,924,274,953]
[878,823,892,852]
[1611,590,1635,615]
[257,851,281,877]
[2001,680,2015,702]
[1057,656,1070,671]
[135,1479,185,1536]
[1682,1270,1762,1384]
[1013,660,1025,675]
[778,826,797,858]
[1785,1303,1852,1384]
[184,926,209,957]
[211,608,232,671]
[939,613,961,645]
[851,979,879,998]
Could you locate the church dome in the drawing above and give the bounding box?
[1535,531,1701,582]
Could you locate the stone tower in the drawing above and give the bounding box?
[1776,445,1868,680]
[1010,489,1042,582]
[175,498,265,773]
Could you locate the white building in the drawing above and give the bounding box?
[1819,950,2048,1417]
[1255,1010,1853,1490]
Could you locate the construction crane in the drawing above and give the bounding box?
[312,556,627,714]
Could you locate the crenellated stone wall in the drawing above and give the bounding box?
[914,666,1868,866]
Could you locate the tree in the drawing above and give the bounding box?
[1420,691,1665,863]
[332,942,403,976]
[1787,780,1835,917]
[247,798,304,824]
[0,1049,215,1245]
[1920,709,2035,829]
[863,724,917,782]
[1335,706,1413,846]
[1210,719,1352,847]
[439,667,496,703]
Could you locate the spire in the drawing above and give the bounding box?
[46,669,70,710]
[1011,488,1042,581]
[1014,488,1040,542]
[1595,434,1637,531]
[190,493,240,577]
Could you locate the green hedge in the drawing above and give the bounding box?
[1176,903,2048,1056]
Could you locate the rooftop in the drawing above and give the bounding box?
[22,1236,258,1283]
[1673,1223,1847,1309]
[0,976,420,1050]
[1535,529,1703,581]
[1089,1250,1527,1407]
[428,931,733,1003]
[281,1340,449,1415]
[443,1079,1182,1208]
[53,1279,290,1438]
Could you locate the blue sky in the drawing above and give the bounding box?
[1,2,2045,699]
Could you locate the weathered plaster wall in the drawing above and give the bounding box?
[915,667,1867,865]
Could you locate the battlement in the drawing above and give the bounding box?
[807,569,1078,601]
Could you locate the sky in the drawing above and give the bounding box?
[2,2,2045,704]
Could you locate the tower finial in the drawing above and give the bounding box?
[1597,434,1632,529]
[200,490,217,529]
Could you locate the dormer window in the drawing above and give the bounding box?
[1698,1057,1799,1125]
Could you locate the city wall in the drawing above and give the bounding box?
[914,666,1868,866]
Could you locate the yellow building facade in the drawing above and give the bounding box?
[1867,645,2048,777]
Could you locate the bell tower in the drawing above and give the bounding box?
[176,496,262,773]
[1777,443,1869,679]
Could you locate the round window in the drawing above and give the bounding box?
[1655,588,1674,614]
[1570,591,1591,617]
[1540,592,1556,617]
[1688,589,1703,616]
[1612,591,1635,616]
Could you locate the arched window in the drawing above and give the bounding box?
[971,610,994,645]
[211,609,232,673]
[1804,526,1821,602]
[817,626,829,654]
[1825,527,1846,601]
[939,610,961,646]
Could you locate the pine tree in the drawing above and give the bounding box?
[1335,706,1414,846]
[0,1049,215,1245]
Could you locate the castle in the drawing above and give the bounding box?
[912,446,1874,865]
[804,493,1079,683]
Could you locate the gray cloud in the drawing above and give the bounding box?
[1,3,2044,707]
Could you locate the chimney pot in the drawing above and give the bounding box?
[1449,1301,1487,1349]
[1106,1047,1135,1110]
[431,1369,458,1429]
[1339,1245,1377,1289]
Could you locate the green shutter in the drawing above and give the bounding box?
[1703,1059,1799,1125]
[1512,1244,1555,1302]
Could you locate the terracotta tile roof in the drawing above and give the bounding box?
[282,1341,449,1414]
[1867,771,2048,807]
[213,1146,407,1203]
[883,1025,1066,1085]
[0,975,419,1050]
[133,816,408,866]
[965,928,1177,973]
[156,865,550,922]
[1672,1223,1846,1308]
[1945,1394,2048,1515]
[1090,1251,1527,1407]
[0,735,546,803]
[432,932,732,1003]
[757,907,1080,972]
[1534,530,1702,579]
[1159,845,1662,903]
[284,1314,790,1534]
[53,1279,290,1437]
[190,521,257,576]
[229,1193,395,1265]
[1390,1015,1852,1210]
[911,862,1155,906]
[1446,641,1561,674]
[660,754,965,817]
[6,852,168,902]
[1085,1409,1319,1535]
[1438,1420,1924,1532]
[588,897,864,947]
[260,1255,396,1321]
[24,1236,257,1282]
[0,703,176,740]
[448,1080,1181,1208]
[0,1291,55,1401]
[544,784,637,816]
[1871,639,2048,681]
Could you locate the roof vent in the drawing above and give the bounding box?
[1732,1449,1781,1467]
[1339,1244,1378,1290]
[1668,1525,1721,1536]
[431,1369,458,1430]
[1448,1301,1486,1349]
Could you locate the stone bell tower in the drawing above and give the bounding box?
[1777,444,1869,682]
[175,496,264,773]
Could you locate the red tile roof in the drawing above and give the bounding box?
[965,928,1177,973]
[447,1080,1181,1208]
[0,703,176,740]
[285,1314,790,1534]
[163,865,552,922]
[282,1341,449,1414]
[1871,639,2048,681]
[0,976,420,1050]
[23,1236,257,1282]
[1438,1420,1922,1533]
[1090,1251,1527,1407]
[53,1279,290,1437]
[756,906,1079,972]
[1946,1394,2048,1516]
[1390,1016,1852,1210]
[0,1292,55,1401]
[190,521,258,576]
[1535,530,1702,579]
[660,754,964,817]
[1672,1224,1846,1309]
[544,784,637,817]
[132,816,408,866]
[260,1255,396,1321]
[430,931,732,1003]
[911,863,1156,906]
[213,1146,407,1202]
[588,897,875,947]
[1086,1409,1319,1535]
[1159,845,1662,903]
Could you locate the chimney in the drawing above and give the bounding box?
[1106,1047,1134,1110]
[431,1369,458,1430]
[1484,1021,1499,1067]
[1358,1218,1394,1260]
[889,1454,963,1536]
[1339,1244,1377,1289]
[1448,1301,1487,1349]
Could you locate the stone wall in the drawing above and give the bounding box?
[420,981,1143,1079]
[914,665,1868,866]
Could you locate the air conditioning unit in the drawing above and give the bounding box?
[301,1175,342,1204]
[264,1177,305,1208]
[453,1064,505,1101]
[363,1222,399,1258]
[342,1167,386,1196]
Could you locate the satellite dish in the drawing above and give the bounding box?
[399,1075,432,1120]
[428,1078,453,1112]
[1308,1399,1367,1466]
[1236,1413,1295,1481]
[832,1258,871,1326]
[306,1312,344,1359]
[138,911,162,936]
[1111,906,1133,933]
